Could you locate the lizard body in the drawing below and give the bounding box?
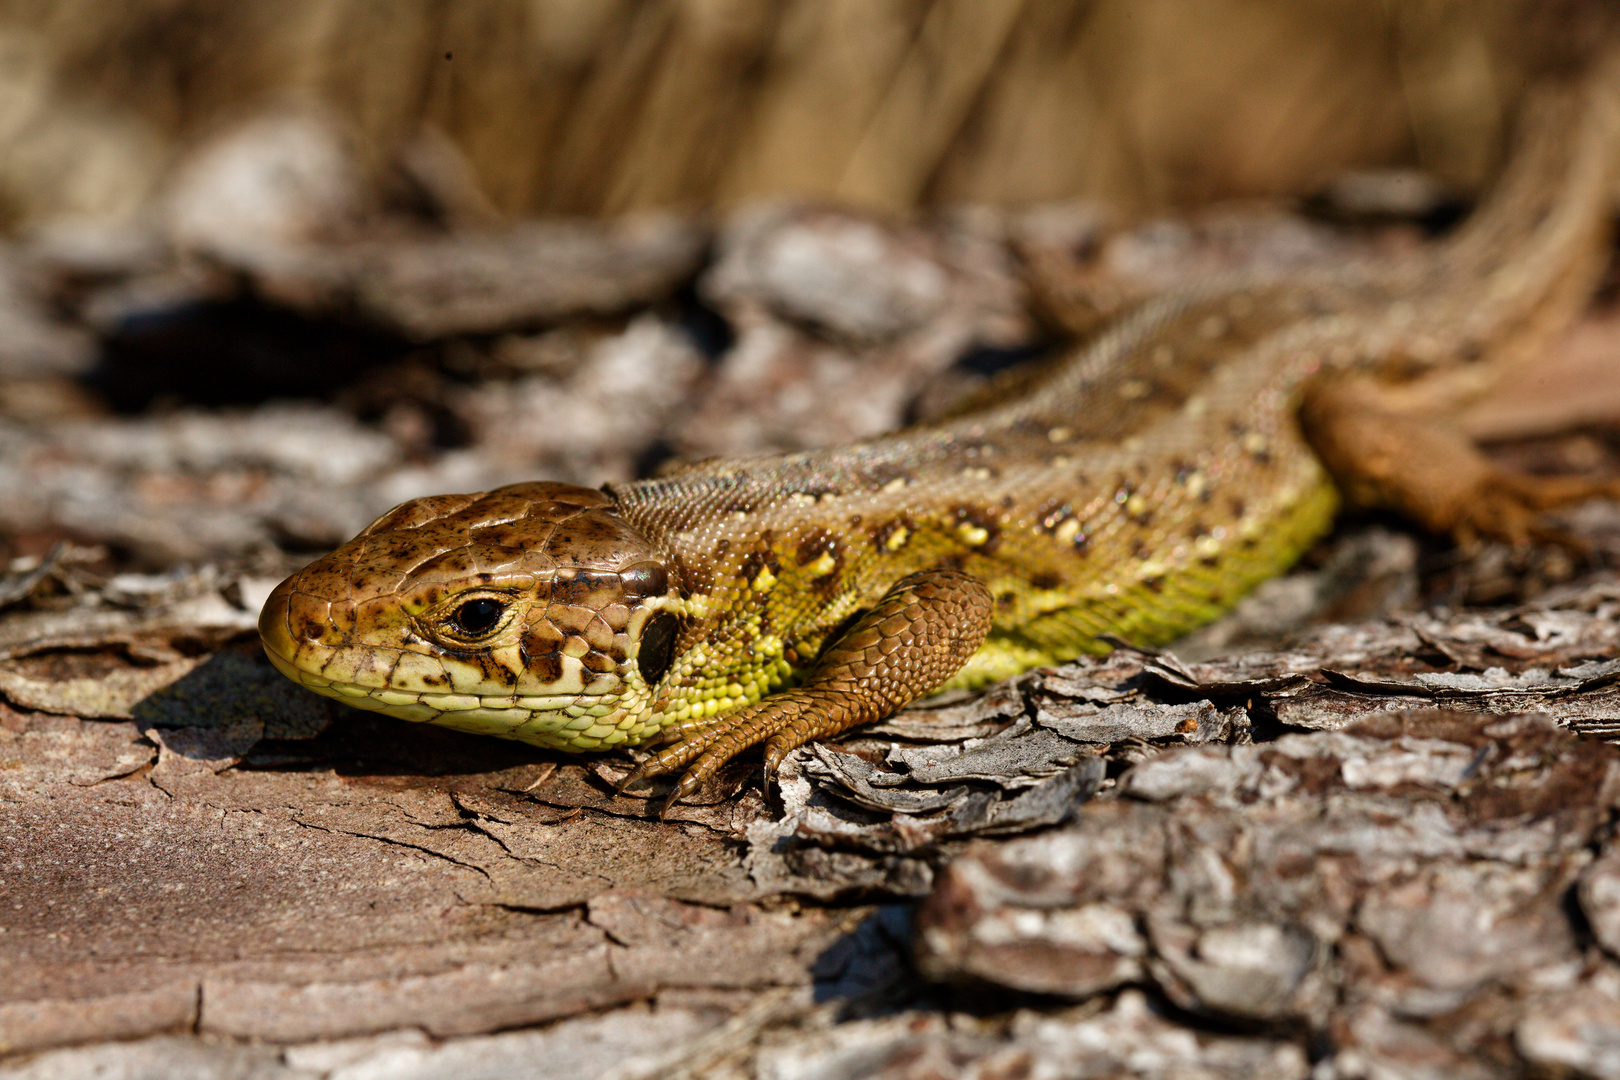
[261,58,1620,807]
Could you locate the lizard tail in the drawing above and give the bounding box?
[1431,42,1620,369]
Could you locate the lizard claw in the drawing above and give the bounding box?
[658,771,705,821]
[613,756,672,797]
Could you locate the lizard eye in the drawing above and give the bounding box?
[450,597,506,637]
[637,611,679,686]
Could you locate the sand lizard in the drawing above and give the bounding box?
[260,57,1620,812]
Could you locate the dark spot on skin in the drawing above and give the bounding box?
[799,480,841,501]
[864,461,912,491]
[1133,510,1154,528]
[1130,539,1151,562]
[952,504,1002,554]
[1072,531,1090,553]
[1030,571,1063,590]
[810,568,844,597]
[871,517,909,552]
[583,651,616,673]
[796,529,839,567]
[1229,421,1247,438]
[1171,459,1193,483]
[1230,498,1247,519]
[938,553,967,573]
[673,555,711,596]
[1200,554,1221,568]
[552,570,622,605]
[470,651,516,687]
[722,493,756,514]
[997,591,1018,611]
[476,572,493,583]
[740,548,781,582]
[848,514,862,528]
[1251,447,1272,466]
[1141,576,1164,594]
[1189,520,1211,539]
[1001,495,1014,510]
[529,652,564,684]
[715,538,731,556]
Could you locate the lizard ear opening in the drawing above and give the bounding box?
[637,611,679,686]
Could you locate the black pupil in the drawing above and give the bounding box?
[453,598,504,635]
[637,612,678,686]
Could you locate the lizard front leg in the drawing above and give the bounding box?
[623,569,993,816]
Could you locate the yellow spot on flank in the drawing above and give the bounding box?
[885,526,910,551]
[1055,519,1081,545]
[1185,472,1209,499]
[789,492,816,506]
[1119,379,1150,400]
[1047,426,1072,443]
[1198,315,1228,339]
[962,466,992,481]
[1242,432,1270,456]
[752,565,777,592]
[881,477,909,493]
[1125,493,1148,517]
[957,522,990,546]
[805,552,837,577]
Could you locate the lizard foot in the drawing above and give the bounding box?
[618,569,993,819]
[1301,374,1620,549]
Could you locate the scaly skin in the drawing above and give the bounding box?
[261,59,1620,808]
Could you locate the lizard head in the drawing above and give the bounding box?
[258,482,682,750]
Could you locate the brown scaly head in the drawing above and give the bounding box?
[258,482,683,750]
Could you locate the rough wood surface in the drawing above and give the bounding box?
[2,120,1620,1075]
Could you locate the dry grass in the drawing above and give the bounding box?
[0,0,1575,227]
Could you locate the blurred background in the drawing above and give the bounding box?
[0,0,1614,593]
[0,0,1554,225]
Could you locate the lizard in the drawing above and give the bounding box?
[260,53,1620,815]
